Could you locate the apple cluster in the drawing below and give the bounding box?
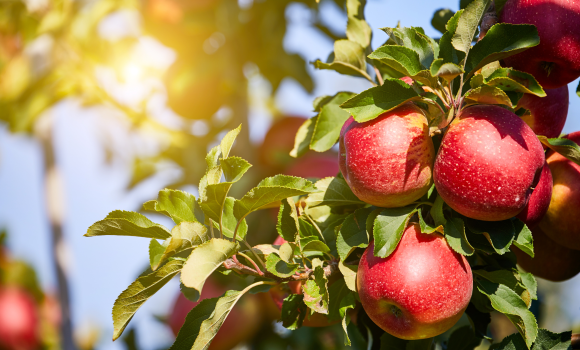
[338,0,580,340]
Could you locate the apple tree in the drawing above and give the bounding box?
[86,0,580,349]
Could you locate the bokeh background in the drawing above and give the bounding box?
[0,0,579,349]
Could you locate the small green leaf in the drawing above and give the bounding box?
[430,58,464,82]
[430,195,447,227]
[311,92,356,152]
[281,294,307,330]
[445,217,475,256]
[85,211,171,239]
[432,9,455,34]
[519,272,537,301]
[277,197,300,242]
[346,0,371,49]
[484,68,545,97]
[217,197,248,241]
[477,279,538,347]
[220,124,241,158]
[368,45,423,77]
[154,222,210,270]
[438,11,466,65]
[418,209,444,235]
[234,175,318,221]
[303,265,329,314]
[452,0,491,54]
[205,145,221,170]
[381,27,439,69]
[338,260,358,292]
[266,253,299,278]
[489,333,527,350]
[279,242,295,263]
[300,236,330,253]
[337,207,372,261]
[466,219,515,255]
[373,206,417,258]
[537,136,580,166]
[313,40,372,81]
[531,329,572,349]
[464,85,513,107]
[512,218,534,258]
[340,79,420,123]
[180,238,239,299]
[143,189,197,224]
[149,239,167,270]
[466,24,540,78]
[113,260,183,340]
[291,117,316,158]
[305,177,365,208]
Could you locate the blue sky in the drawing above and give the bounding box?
[1,1,579,349]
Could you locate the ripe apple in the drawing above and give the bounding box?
[500,0,580,89]
[0,287,40,350]
[339,103,435,208]
[260,116,307,170]
[284,154,339,179]
[538,131,580,250]
[434,105,545,221]
[512,226,580,282]
[518,86,569,138]
[516,162,553,227]
[168,278,262,350]
[357,224,472,340]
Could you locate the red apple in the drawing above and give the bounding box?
[500,0,580,89]
[168,279,262,350]
[516,162,553,227]
[357,224,472,340]
[339,103,435,208]
[260,116,308,170]
[284,154,339,179]
[434,105,545,221]
[512,226,580,282]
[538,131,580,250]
[518,86,569,138]
[0,287,40,350]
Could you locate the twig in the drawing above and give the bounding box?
[224,257,338,282]
[373,66,384,85]
[242,240,266,270]
[237,252,264,276]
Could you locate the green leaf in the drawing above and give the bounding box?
[311,92,356,152]
[465,24,540,77]
[432,9,455,34]
[466,219,515,255]
[169,282,265,350]
[512,218,534,258]
[279,242,295,263]
[368,45,423,77]
[281,294,307,330]
[300,235,331,253]
[305,177,365,208]
[430,58,464,82]
[381,27,439,69]
[489,333,527,350]
[337,207,372,261]
[477,279,538,347]
[531,329,572,349]
[180,282,200,302]
[290,117,316,158]
[464,85,512,107]
[447,325,481,350]
[266,253,299,278]
[85,211,171,239]
[346,0,372,49]
[438,10,466,65]
[418,209,444,235]
[143,189,197,224]
[113,260,183,340]
[313,40,372,81]
[277,197,300,242]
[303,265,329,314]
[216,197,248,241]
[338,260,358,292]
[373,206,417,258]
[221,156,252,183]
[484,68,545,97]
[452,0,491,54]
[328,278,355,321]
[220,124,241,159]
[537,136,580,166]
[340,79,420,123]
[154,222,210,270]
[234,175,318,221]
[180,238,239,299]
[431,195,447,227]
[149,239,167,270]
[519,272,537,301]
[444,217,475,256]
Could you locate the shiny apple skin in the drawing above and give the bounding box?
[519,86,569,138]
[434,105,545,221]
[339,103,434,208]
[500,0,580,89]
[357,224,472,340]
[512,226,580,282]
[517,162,553,227]
[538,132,580,250]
